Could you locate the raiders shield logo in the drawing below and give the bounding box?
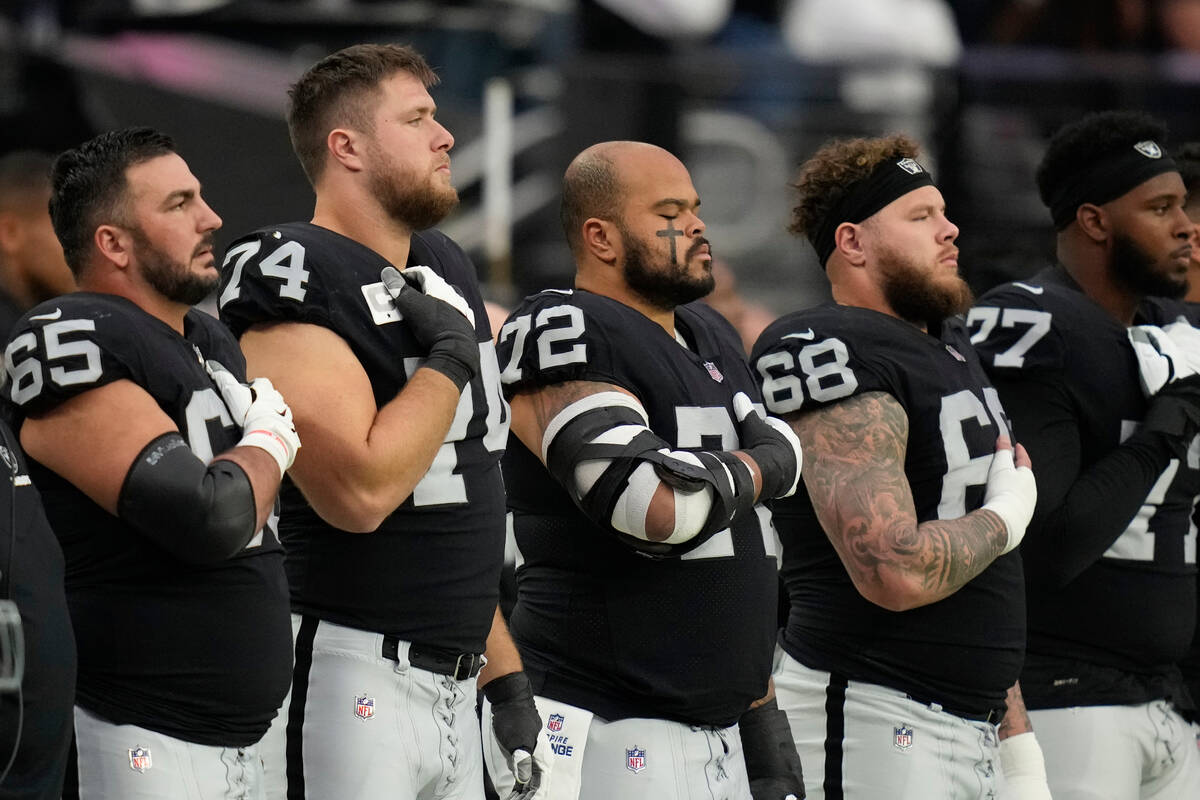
[1134,140,1163,159]
[896,158,924,175]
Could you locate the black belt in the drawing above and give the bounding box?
[951,705,1007,724]
[381,636,484,681]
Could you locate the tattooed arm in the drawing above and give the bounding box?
[791,390,1011,611]
[509,380,767,543]
[997,681,1032,740]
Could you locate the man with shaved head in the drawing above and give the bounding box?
[485,141,806,800]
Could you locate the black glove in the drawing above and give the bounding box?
[1143,373,1200,438]
[484,671,543,799]
[380,266,480,392]
[740,699,805,800]
[733,393,803,501]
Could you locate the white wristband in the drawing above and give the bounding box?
[982,449,1037,554]
[999,732,1052,799]
[239,429,293,477]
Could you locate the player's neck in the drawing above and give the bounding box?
[311,192,413,268]
[831,278,927,333]
[576,273,676,337]
[81,273,189,334]
[1060,255,1139,325]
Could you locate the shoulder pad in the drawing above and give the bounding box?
[496,291,612,396]
[969,282,1063,372]
[6,294,155,413]
[751,306,900,415]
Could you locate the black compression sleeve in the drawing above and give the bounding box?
[118,433,259,565]
[992,375,1181,587]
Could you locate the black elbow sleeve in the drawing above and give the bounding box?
[118,432,259,565]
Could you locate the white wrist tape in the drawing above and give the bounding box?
[239,429,294,477]
[982,448,1037,554]
[999,732,1052,799]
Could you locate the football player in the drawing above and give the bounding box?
[4,128,299,798]
[751,134,1048,799]
[971,110,1200,798]
[485,140,805,800]
[217,44,540,800]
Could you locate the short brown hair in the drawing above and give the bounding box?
[560,149,623,256]
[790,134,921,240]
[287,43,439,185]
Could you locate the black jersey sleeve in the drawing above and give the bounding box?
[5,295,148,416]
[971,283,1181,587]
[988,372,1181,586]
[751,309,897,417]
[217,225,333,338]
[496,291,621,398]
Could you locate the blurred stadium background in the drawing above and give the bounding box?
[6,0,1200,316]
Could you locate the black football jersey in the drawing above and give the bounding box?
[972,266,1199,706]
[752,304,1025,715]
[498,290,778,727]
[2,293,292,747]
[219,223,506,653]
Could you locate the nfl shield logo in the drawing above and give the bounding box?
[703,361,724,383]
[1134,140,1163,159]
[128,746,152,773]
[354,694,375,721]
[626,746,646,773]
[893,725,914,751]
[547,714,565,732]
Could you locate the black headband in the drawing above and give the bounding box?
[1046,140,1178,230]
[811,157,936,268]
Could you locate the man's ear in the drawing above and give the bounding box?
[1076,203,1108,243]
[582,218,621,266]
[94,224,132,268]
[327,128,365,173]
[834,222,867,267]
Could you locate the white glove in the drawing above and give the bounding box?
[732,391,804,499]
[1163,320,1200,375]
[402,265,476,327]
[1000,732,1052,800]
[1128,324,1196,397]
[982,445,1036,554]
[207,361,300,476]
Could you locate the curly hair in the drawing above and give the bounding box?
[789,134,921,240]
[1035,110,1168,208]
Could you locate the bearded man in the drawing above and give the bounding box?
[971,111,1200,800]
[485,140,806,800]
[217,43,541,800]
[751,134,1049,799]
